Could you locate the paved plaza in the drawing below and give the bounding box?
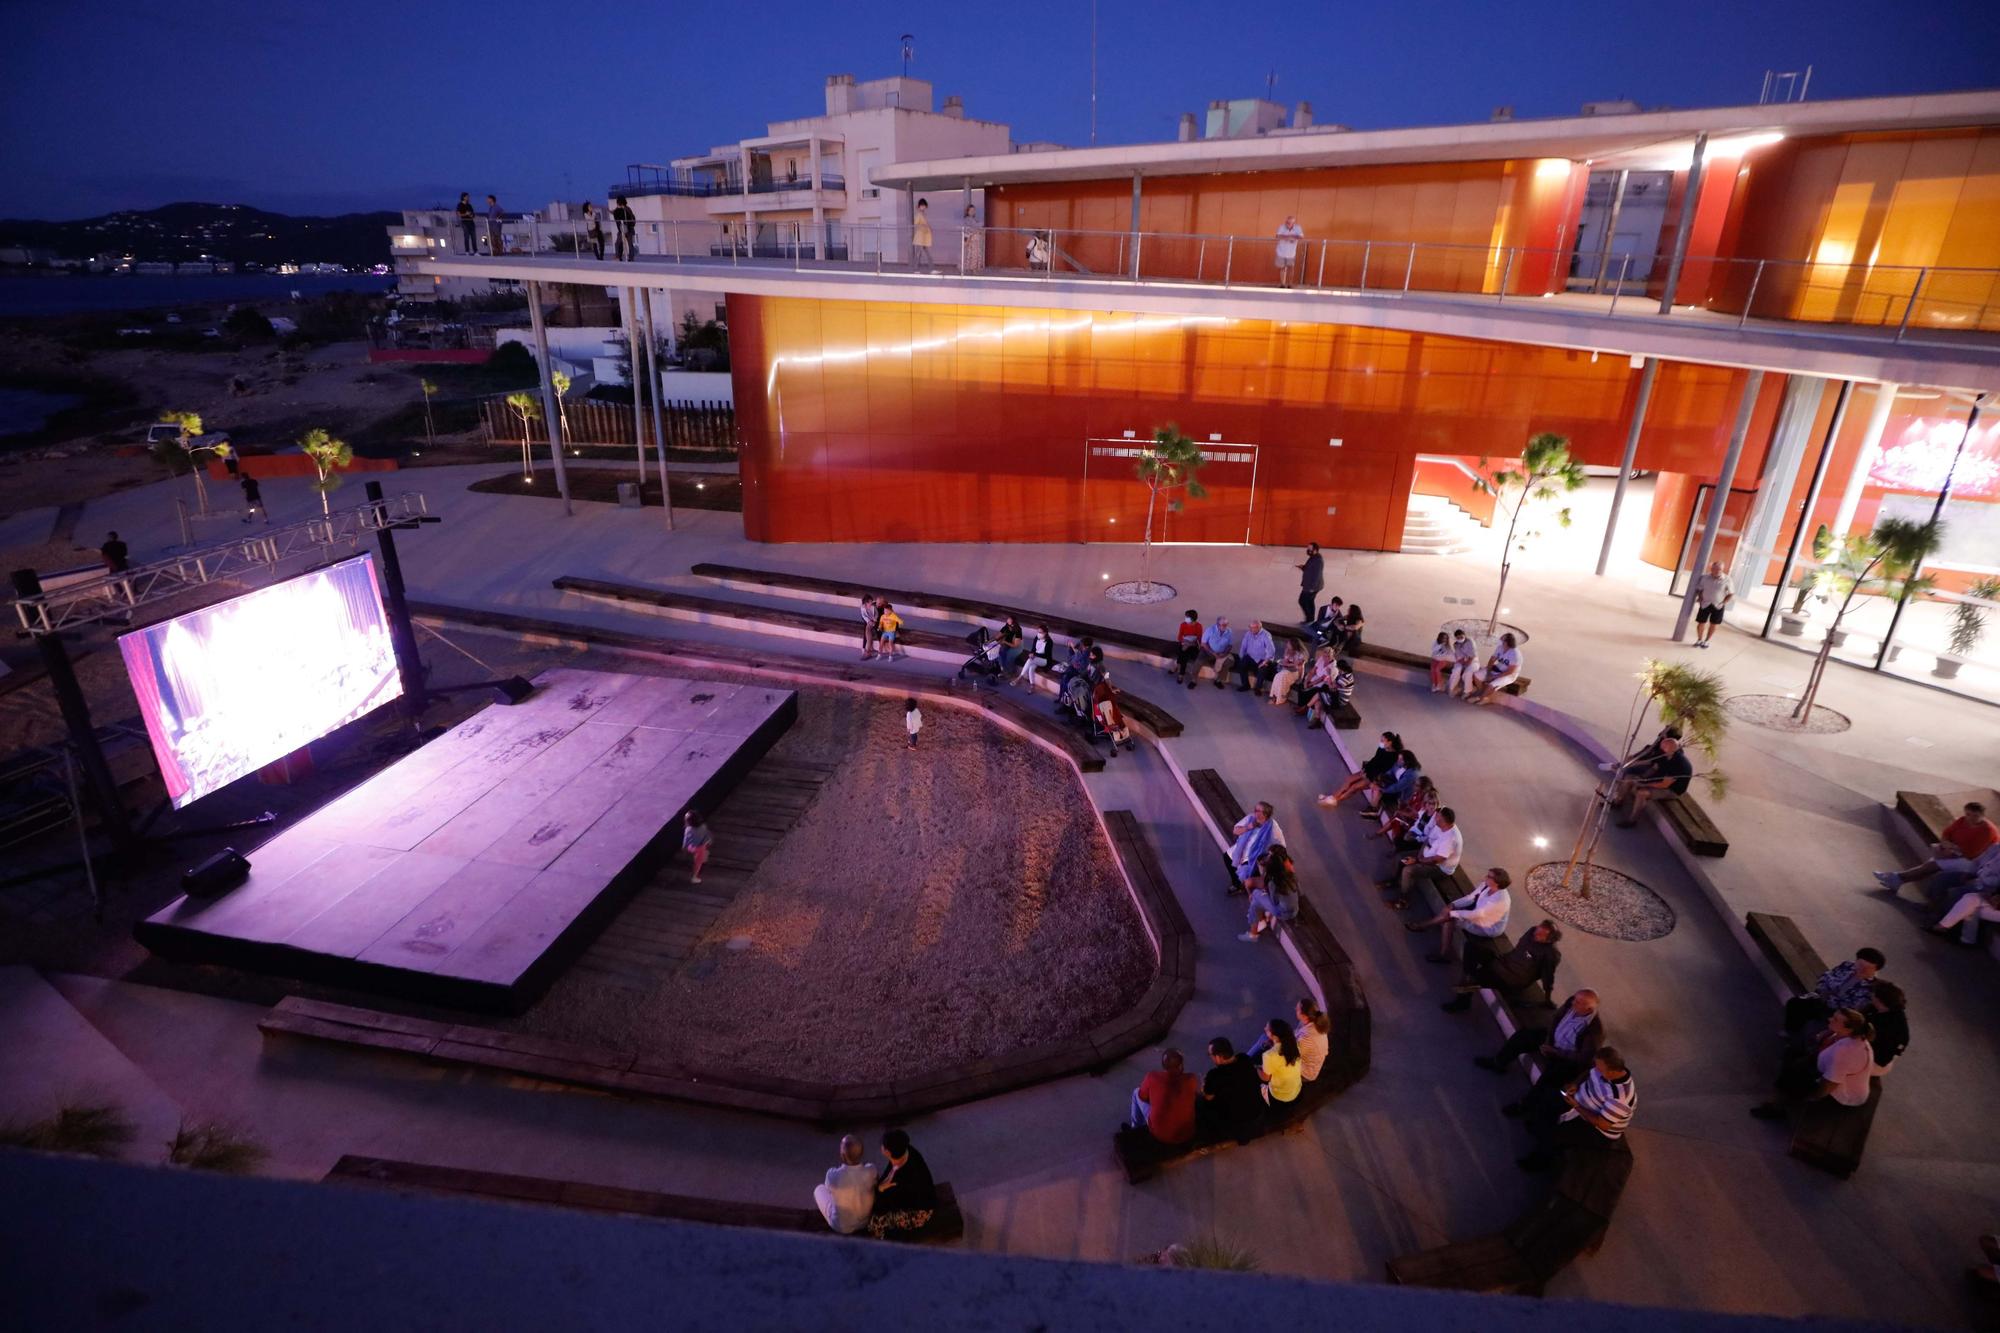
[3,464,1997,1327]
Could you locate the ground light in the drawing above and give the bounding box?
[1532,836,1549,849]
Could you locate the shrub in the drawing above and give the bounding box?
[0,1103,135,1157]
[224,306,275,342]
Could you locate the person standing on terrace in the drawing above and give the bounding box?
[455,193,476,255]
[912,198,934,272]
[612,197,636,261]
[1274,215,1305,288]
[485,195,504,256]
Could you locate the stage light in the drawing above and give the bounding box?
[1101,573,1110,580]
[1532,835,1548,849]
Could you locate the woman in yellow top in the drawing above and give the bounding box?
[1258,1018,1303,1104]
[911,199,934,272]
[876,604,905,659]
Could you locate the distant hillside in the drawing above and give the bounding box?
[0,202,399,267]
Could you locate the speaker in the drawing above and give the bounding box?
[492,676,535,705]
[183,848,251,898]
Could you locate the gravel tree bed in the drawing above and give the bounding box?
[510,676,1156,1085]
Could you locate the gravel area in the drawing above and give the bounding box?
[1723,693,1853,735]
[511,675,1156,1085]
[1523,860,1676,942]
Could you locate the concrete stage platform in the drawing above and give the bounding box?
[137,668,796,1011]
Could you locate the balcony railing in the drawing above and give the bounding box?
[444,216,2000,350]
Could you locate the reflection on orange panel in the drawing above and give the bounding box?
[729,294,1760,547]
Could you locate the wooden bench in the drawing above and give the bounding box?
[1895,787,2000,847]
[1744,911,1828,997]
[1385,1233,1541,1296]
[1657,792,1728,857]
[1186,768,1247,845]
[325,1155,964,1242]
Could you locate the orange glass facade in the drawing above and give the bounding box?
[732,294,1760,547]
[986,158,1580,295]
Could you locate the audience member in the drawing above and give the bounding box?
[1751,1008,1874,1121]
[1296,542,1324,624]
[1267,639,1308,706]
[1447,628,1479,697]
[1226,802,1285,895]
[1866,981,1908,1075]
[1381,807,1462,909]
[1233,619,1278,693]
[1875,802,1999,889]
[1443,920,1563,1013]
[1191,616,1235,690]
[876,603,905,658]
[1318,731,1401,808]
[1370,776,1437,846]
[1783,947,1885,1034]
[857,593,880,659]
[1428,632,1452,692]
[1337,603,1366,656]
[1014,623,1055,688]
[1609,735,1693,826]
[100,531,129,574]
[1239,844,1299,942]
[865,1129,939,1239]
[1127,1049,1199,1146]
[1481,989,1602,1121]
[1467,632,1523,704]
[813,1134,880,1235]
[1171,609,1204,684]
[1305,597,1345,649]
[1359,749,1421,818]
[1197,1038,1266,1143]
[1256,1019,1304,1106]
[1405,866,1511,964]
[1518,1047,1635,1172]
[1290,647,1334,715]
[1304,658,1355,729]
[1245,998,1329,1084]
[994,615,1024,673]
[1933,882,2000,941]
[1092,671,1137,753]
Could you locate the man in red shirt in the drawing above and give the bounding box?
[1128,1048,1198,1145]
[1171,609,1203,686]
[1875,801,1999,890]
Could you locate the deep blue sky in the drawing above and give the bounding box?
[4,0,1996,219]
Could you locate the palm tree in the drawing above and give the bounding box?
[158,409,232,513]
[1793,517,1943,720]
[1473,433,1587,635]
[1133,423,1208,592]
[505,392,541,480]
[297,428,353,516]
[1561,659,1728,896]
[419,378,438,453]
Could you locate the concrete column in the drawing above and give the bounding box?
[809,136,824,260]
[525,281,572,515]
[1130,172,1143,278]
[640,288,674,531]
[1656,132,1707,314]
[1831,382,1897,538]
[1673,369,1764,640]
[1591,170,1629,295]
[1595,355,1659,575]
[622,287,646,484]
[1732,375,1826,591]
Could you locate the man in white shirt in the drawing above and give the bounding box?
[1382,807,1463,909]
[1274,216,1305,288]
[813,1134,880,1235]
[1692,560,1733,648]
[1406,866,1511,964]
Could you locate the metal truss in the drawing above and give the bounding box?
[10,492,436,636]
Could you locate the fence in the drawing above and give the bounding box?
[481,395,737,453]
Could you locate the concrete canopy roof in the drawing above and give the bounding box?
[877,89,2000,189]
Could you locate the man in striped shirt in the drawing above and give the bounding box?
[1518,1047,1635,1172]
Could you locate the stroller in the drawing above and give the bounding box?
[957,626,1005,689]
[1056,663,1114,746]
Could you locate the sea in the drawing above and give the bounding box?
[0,271,394,319]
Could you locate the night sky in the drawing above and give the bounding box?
[5,0,1996,219]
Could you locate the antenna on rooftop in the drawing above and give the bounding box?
[1265,69,1278,101]
[900,33,915,77]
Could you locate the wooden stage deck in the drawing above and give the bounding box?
[136,668,796,1012]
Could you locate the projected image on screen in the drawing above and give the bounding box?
[119,554,403,808]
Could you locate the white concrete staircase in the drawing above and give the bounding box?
[1400,494,1483,556]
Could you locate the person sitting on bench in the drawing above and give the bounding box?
[1751,1007,1874,1121]
[1245,997,1330,1084]
[1127,1048,1199,1148]
[1239,844,1299,942]
[1232,619,1278,693]
[1226,802,1285,896]
[1305,597,1345,649]
[813,1134,880,1235]
[1170,610,1203,685]
[1381,807,1462,909]
[1092,670,1137,753]
[1784,948,1885,1035]
[1873,801,1998,891]
[1318,731,1401,808]
[1267,639,1308,706]
[1255,1019,1304,1107]
[866,1129,938,1239]
[1405,866,1511,965]
[1197,1037,1266,1144]
[1866,981,1908,1076]
[1303,658,1355,730]
[1466,633,1522,704]
[1359,749,1422,820]
[1484,989,1603,1125]
[1369,776,1438,848]
[1609,734,1693,826]
[1447,628,1478,697]
[1934,883,2000,942]
[1443,919,1562,1013]
[1518,1046,1635,1172]
[1191,617,1234,689]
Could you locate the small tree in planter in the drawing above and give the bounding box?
[1793,517,1942,720]
[297,428,353,516]
[1937,575,2000,679]
[551,370,573,451]
[1473,432,1586,635]
[419,378,438,453]
[1132,423,1208,594]
[1561,659,1727,896]
[1778,524,1835,635]
[152,410,232,513]
[504,392,541,480]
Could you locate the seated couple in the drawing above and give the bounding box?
[1287,648,1355,727]
[1319,737,1417,820]
[1126,999,1332,1148]
[1447,632,1522,704]
[813,1129,939,1240]
[1602,726,1694,826]
[1875,802,2000,941]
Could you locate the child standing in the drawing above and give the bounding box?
[860,593,880,660]
[682,810,711,883]
[877,603,904,659]
[904,697,922,749]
